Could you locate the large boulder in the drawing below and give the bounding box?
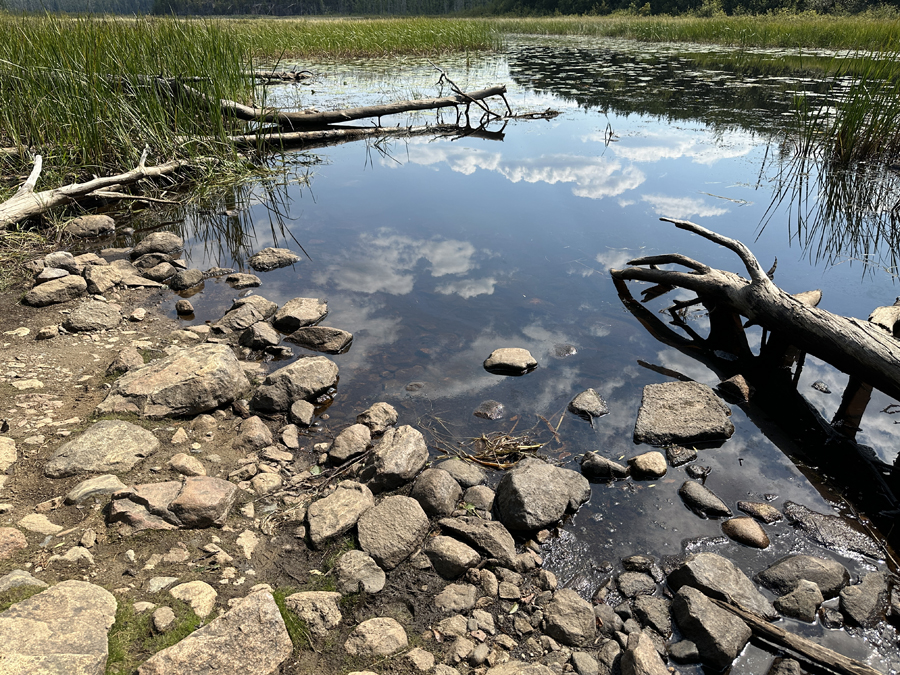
[756,555,850,599]
[272,297,328,333]
[306,481,374,548]
[544,589,597,647]
[357,495,429,570]
[633,381,734,445]
[495,458,590,531]
[672,586,751,670]
[250,356,339,412]
[22,275,87,306]
[361,425,428,493]
[44,420,159,478]
[667,552,776,620]
[97,344,250,418]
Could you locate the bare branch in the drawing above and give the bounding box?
[659,217,770,284]
[627,253,711,273]
[15,155,42,196]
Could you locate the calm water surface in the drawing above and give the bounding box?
[169,38,900,671]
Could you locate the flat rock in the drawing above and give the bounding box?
[98,344,251,418]
[169,269,204,291]
[483,348,537,375]
[138,590,291,675]
[250,356,339,412]
[356,402,398,435]
[568,388,610,422]
[581,452,629,480]
[737,501,783,524]
[633,381,734,446]
[35,267,69,284]
[0,437,16,473]
[0,580,116,674]
[722,516,770,548]
[65,215,115,238]
[672,586,751,670]
[144,262,176,282]
[783,501,881,558]
[425,535,481,579]
[434,583,478,613]
[774,579,823,622]
[678,481,732,519]
[45,420,159,478]
[628,451,667,479]
[344,617,407,657]
[361,425,428,493]
[633,596,672,638]
[18,513,63,535]
[249,247,301,271]
[358,495,429,570]
[286,326,353,354]
[168,453,206,477]
[495,457,590,531]
[756,555,849,599]
[284,591,342,637]
[290,400,316,427]
[239,322,281,350]
[169,476,239,528]
[435,458,486,488]
[226,273,261,289]
[545,589,597,647]
[0,528,27,560]
[23,275,87,307]
[840,572,888,627]
[170,580,217,618]
[667,552,776,620]
[438,516,516,566]
[131,232,184,259]
[410,468,462,517]
[272,297,328,333]
[621,631,670,675]
[307,481,374,548]
[59,299,120,332]
[0,569,47,593]
[329,424,371,463]
[335,550,386,594]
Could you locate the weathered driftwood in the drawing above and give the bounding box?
[246,69,313,83]
[0,148,188,228]
[610,218,900,403]
[710,599,883,675]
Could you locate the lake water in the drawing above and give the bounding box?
[163,37,900,672]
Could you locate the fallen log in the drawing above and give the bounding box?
[610,218,900,404]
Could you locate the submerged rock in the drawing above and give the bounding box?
[783,501,881,558]
[248,247,301,272]
[483,348,538,375]
[633,381,734,446]
[474,400,505,420]
[568,388,609,422]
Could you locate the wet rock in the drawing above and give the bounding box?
[271,297,327,333]
[768,658,806,675]
[169,476,239,528]
[621,631,669,675]
[474,400,505,420]
[617,572,656,598]
[678,481,732,519]
[250,356,339,412]
[307,481,374,548]
[633,596,672,638]
[107,346,145,375]
[361,425,428,493]
[358,495,429,570]
[23,275,87,306]
[438,516,516,566]
[672,586,751,670]
[436,458,486,488]
[685,465,711,480]
[628,452,666,479]
[335,550,386,594]
[545,589,597,647]
[410,468,463,517]
[232,295,278,319]
[65,214,115,238]
[226,272,261,289]
[286,326,353,354]
[633,381,734,446]
[0,580,117,674]
[356,402,398,435]
[65,474,127,504]
[235,416,273,452]
[284,591,342,637]
[0,528,27,560]
[811,380,831,394]
[721,516,770,548]
[239,322,281,350]
[667,640,700,663]
[138,589,291,675]
[132,232,184,259]
[98,343,250,418]
[840,572,888,627]
[784,501,881,558]
[737,501,783,523]
[35,267,69,284]
[169,268,204,291]
[667,552,776,620]
[290,400,316,427]
[666,445,697,467]
[435,583,478,613]
[495,457,590,531]
[174,299,193,315]
[483,347,538,375]
[716,374,752,402]
[45,420,158,478]
[0,569,47,593]
[581,452,629,480]
[63,301,122,332]
[756,555,850,599]
[425,536,481,579]
[344,617,408,657]
[774,580,823,622]
[328,424,371,463]
[568,388,610,422]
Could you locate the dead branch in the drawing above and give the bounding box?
[246,70,313,83]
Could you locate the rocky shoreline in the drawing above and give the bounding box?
[0,227,897,675]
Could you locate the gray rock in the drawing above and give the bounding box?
[840,572,888,627]
[307,481,374,548]
[232,295,278,319]
[678,481,732,519]
[672,586,751,670]
[107,346,145,375]
[597,639,623,674]
[463,485,495,513]
[617,572,656,598]
[97,343,250,418]
[356,402,398,435]
[226,273,261,289]
[473,399,505,420]
[756,555,850,599]
[286,326,353,354]
[721,516,770,548]
[23,275,87,306]
[343,617,407,657]
[633,381,734,446]
[44,251,77,271]
[434,583,478,613]
[486,663,555,675]
[234,416,273,452]
[169,269,204,291]
[152,606,175,633]
[483,347,537,375]
[767,658,806,675]
[0,569,48,593]
[65,215,115,238]
[622,554,664,583]
[168,453,206,477]
[545,589,597,647]
[436,458,486,488]
[424,536,481,579]
[144,262,176,282]
[774,579,823,622]
[410,468,463,517]
[329,424,371,463]
[667,552,776,620]
[495,457,590,531]
[62,301,122,332]
[169,476,239,528]
[438,516,516,566]
[284,591,342,637]
[717,374,751,402]
[666,445,697,467]
[568,388,610,422]
[0,580,116,674]
[361,425,428,493]
[628,452,666,479]
[138,590,291,675]
[335,550,386,594]
[271,297,327,333]
[0,437,16,473]
[133,252,172,270]
[131,232,184,259]
[737,501,783,523]
[667,640,700,663]
[239,322,280,350]
[621,631,669,675]
[595,603,625,637]
[45,420,159,478]
[358,495,429,570]
[175,299,193,315]
[571,651,600,675]
[633,596,672,638]
[65,474,127,504]
[290,400,316,427]
[250,356,339,412]
[35,267,69,284]
[581,452,629,480]
[784,501,881,558]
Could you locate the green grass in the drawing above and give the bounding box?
[0,585,45,613]
[272,588,313,651]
